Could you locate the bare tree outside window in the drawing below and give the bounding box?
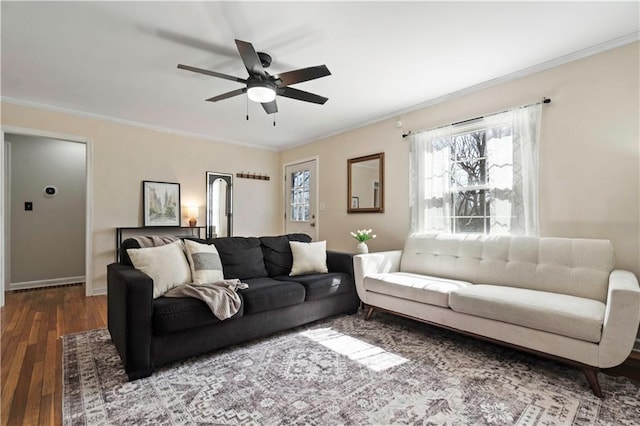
[449,126,511,234]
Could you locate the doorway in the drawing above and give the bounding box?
[284,158,318,240]
[1,127,92,304]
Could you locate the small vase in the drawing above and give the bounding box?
[356,242,369,254]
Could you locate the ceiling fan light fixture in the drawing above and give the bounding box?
[247,82,276,103]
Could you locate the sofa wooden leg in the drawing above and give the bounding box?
[365,306,375,321]
[583,368,603,398]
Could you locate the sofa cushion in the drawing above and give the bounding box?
[152,296,243,335]
[184,239,224,284]
[240,277,306,315]
[364,273,472,307]
[289,241,329,276]
[211,237,268,280]
[449,284,605,343]
[260,234,312,277]
[127,240,192,299]
[275,272,353,301]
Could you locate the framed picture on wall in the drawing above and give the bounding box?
[143,181,181,227]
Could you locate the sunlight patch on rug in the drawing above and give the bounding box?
[300,327,408,371]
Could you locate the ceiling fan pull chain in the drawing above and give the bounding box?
[273,113,276,127]
[246,96,249,121]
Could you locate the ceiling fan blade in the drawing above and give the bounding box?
[278,87,328,105]
[205,88,247,102]
[261,100,278,114]
[177,64,247,84]
[273,65,331,87]
[235,39,267,77]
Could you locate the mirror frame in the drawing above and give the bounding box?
[206,172,233,238]
[347,152,385,213]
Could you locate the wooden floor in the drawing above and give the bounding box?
[1,285,106,426]
[1,285,638,425]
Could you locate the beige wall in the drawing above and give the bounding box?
[1,103,282,293]
[8,134,86,285]
[281,42,640,279]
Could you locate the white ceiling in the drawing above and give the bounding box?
[2,2,638,151]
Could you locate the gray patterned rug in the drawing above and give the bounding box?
[63,311,640,425]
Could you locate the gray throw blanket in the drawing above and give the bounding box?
[163,279,248,320]
[131,235,179,248]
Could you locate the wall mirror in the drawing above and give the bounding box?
[206,172,233,238]
[348,152,384,213]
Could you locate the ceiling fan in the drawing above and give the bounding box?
[178,39,331,115]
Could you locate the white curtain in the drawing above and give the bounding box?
[409,103,541,235]
[409,126,453,233]
[511,103,541,235]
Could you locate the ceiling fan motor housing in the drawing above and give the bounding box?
[257,52,272,68]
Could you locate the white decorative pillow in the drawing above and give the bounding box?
[127,240,191,298]
[289,240,328,276]
[184,239,224,284]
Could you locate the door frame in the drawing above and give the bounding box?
[1,126,94,301]
[282,156,319,240]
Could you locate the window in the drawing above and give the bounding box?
[290,170,310,221]
[449,126,513,234]
[409,104,541,236]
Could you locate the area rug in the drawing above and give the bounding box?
[63,311,640,425]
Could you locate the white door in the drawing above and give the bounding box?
[284,159,318,240]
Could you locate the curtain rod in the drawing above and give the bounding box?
[401,97,551,138]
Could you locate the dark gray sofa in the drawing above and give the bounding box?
[107,233,360,380]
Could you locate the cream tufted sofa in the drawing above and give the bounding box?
[353,233,640,397]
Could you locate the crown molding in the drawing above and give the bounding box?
[0,97,278,152]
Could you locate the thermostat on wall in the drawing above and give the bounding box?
[44,186,58,197]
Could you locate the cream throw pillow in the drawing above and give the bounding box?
[289,240,328,276]
[127,240,191,298]
[184,239,224,284]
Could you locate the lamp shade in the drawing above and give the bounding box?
[187,206,198,219]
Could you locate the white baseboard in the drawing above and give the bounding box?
[92,286,107,296]
[9,276,85,290]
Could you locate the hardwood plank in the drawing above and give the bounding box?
[7,343,36,425]
[0,340,27,424]
[25,360,45,424]
[38,394,54,426]
[28,312,43,345]
[42,330,58,396]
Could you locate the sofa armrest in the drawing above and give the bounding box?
[107,263,154,380]
[353,250,403,304]
[598,269,640,368]
[326,250,355,277]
